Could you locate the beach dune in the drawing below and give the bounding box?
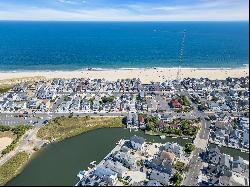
[0,68,248,84]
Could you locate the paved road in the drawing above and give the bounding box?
[183,148,204,186]
[181,90,210,186]
[51,95,64,112]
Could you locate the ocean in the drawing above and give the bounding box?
[0,21,248,71]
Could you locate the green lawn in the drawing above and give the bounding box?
[0,85,12,94]
[37,116,124,141]
[0,151,29,186]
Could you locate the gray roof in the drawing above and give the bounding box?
[149,170,170,185]
[130,135,145,145]
[220,154,231,169]
[146,180,162,186]
[103,160,128,177]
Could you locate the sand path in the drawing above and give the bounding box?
[0,137,13,152]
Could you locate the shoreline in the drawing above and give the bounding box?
[0,67,248,84]
[5,127,249,185]
[0,65,249,73]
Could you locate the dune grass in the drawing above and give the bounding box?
[0,151,29,186]
[37,116,124,142]
[0,85,12,94]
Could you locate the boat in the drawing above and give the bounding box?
[51,138,57,143]
[90,161,96,166]
[160,135,166,139]
[77,170,86,180]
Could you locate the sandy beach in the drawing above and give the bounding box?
[0,137,13,153]
[0,68,248,84]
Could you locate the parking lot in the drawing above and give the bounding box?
[0,113,49,126]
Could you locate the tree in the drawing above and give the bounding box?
[0,125,11,132]
[69,112,73,118]
[174,161,185,172]
[170,172,183,186]
[180,96,190,106]
[211,96,219,102]
[146,116,158,124]
[184,143,195,154]
[101,96,115,103]
[89,98,94,105]
[146,122,155,131]
[63,95,71,101]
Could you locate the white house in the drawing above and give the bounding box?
[209,102,221,112]
[94,166,118,186]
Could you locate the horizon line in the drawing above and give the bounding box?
[0,20,248,22]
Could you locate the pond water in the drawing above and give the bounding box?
[7,128,190,186]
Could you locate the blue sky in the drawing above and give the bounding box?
[0,0,248,21]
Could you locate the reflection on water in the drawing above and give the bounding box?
[208,144,249,160]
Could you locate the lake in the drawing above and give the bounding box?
[7,128,190,186]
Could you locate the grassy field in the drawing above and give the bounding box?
[0,85,12,94]
[0,76,46,86]
[37,116,124,141]
[0,151,29,186]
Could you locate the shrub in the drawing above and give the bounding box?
[170,172,183,186]
[184,143,195,154]
[174,161,185,172]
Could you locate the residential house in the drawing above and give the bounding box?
[164,142,184,159]
[27,98,40,109]
[138,115,145,125]
[113,152,136,169]
[147,99,158,112]
[146,180,162,186]
[40,99,50,111]
[103,160,128,178]
[206,147,221,165]
[170,99,182,109]
[130,135,145,151]
[149,170,170,186]
[94,166,118,186]
[209,102,221,112]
